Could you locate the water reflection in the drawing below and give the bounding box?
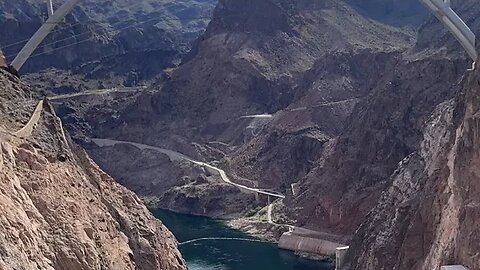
[152,209,334,270]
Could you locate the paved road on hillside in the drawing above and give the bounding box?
[239,98,359,118]
[240,114,273,119]
[91,138,285,199]
[48,87,144,101]
[287,98,358,112]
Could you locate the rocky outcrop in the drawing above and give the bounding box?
[0,69,186,270]
[343,51,480,269]
[0,49,5,68]
[289,55,466,236]
[85,142,256,218]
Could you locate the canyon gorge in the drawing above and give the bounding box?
[0,0,479,269]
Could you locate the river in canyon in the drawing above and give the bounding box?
[152,209,334,270]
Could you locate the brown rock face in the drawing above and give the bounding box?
[86,143,257,218]
[0,70,186,270]
[153,0,414,122]
[343,54,480,269]
[0,49,6,68]
[290,55,466,236]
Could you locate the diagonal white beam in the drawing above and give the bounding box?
[420,0,477,61]
[11,0,82,71]
[47,0,54,17]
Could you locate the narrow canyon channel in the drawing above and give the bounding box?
[152,209,334,270]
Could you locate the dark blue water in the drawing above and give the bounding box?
[152,209,334,270]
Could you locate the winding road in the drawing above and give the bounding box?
[286,98,358,112]
[91,138,285,199]
[48,87,143,101]
[239,114,273,119]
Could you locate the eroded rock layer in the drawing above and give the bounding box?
[0,69,186,270]
[343,50,480,270]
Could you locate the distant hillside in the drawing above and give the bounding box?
[0,0,216,77]
[346,0,427,27]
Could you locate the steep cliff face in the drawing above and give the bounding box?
[344,50,480,269]
[0,69,186,269]
[289,55,465,236]
[286,0,480,236]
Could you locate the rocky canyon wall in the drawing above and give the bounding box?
[0,69,186,270]
[344,48,480,270]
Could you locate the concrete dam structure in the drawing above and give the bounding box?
[278,227,349,269]
[441,266,470,270]
[278,233,341,256]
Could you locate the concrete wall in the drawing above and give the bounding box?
[441,266,469,270]
[278,232,342,256]
[291,227,346,243]
[335,246,349,270]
